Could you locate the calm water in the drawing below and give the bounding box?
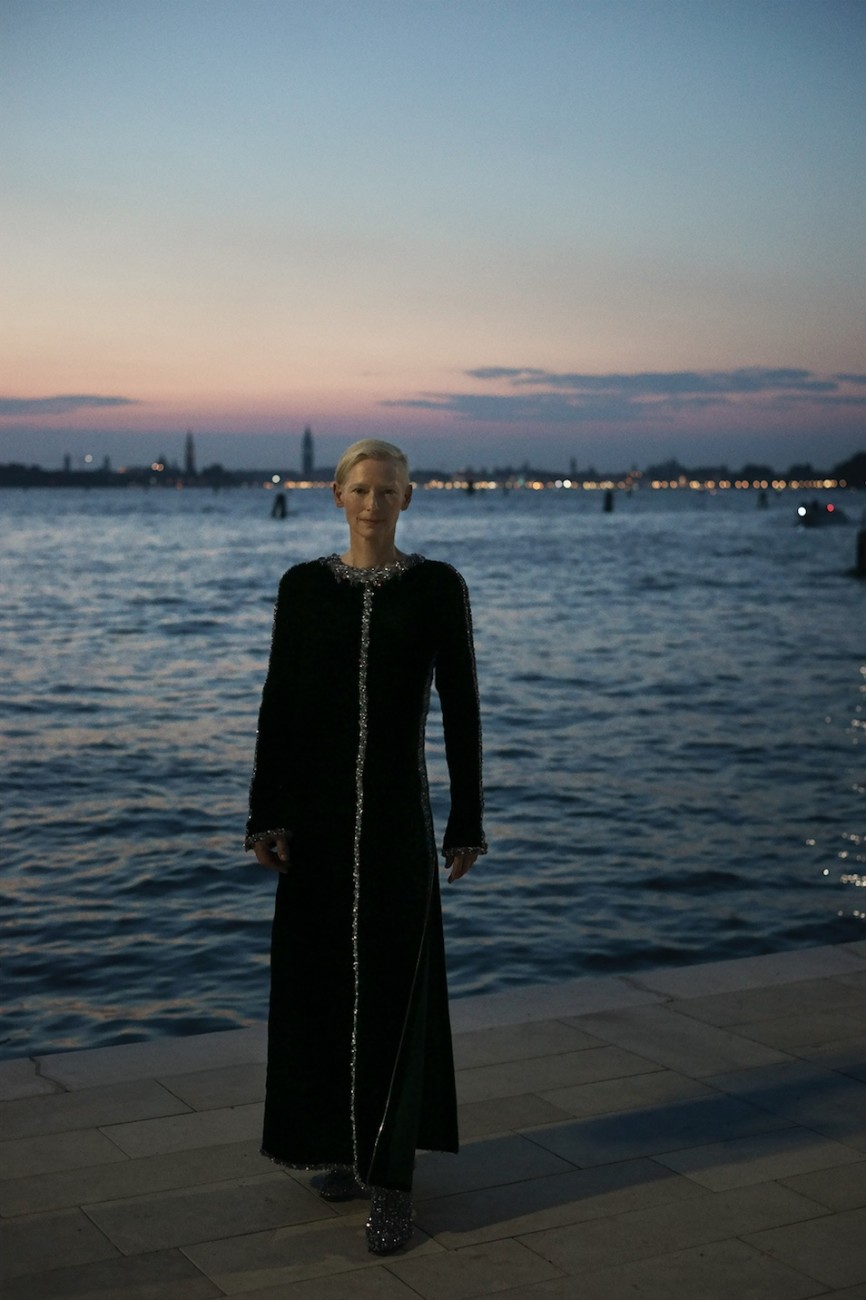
[1,484,864,1060]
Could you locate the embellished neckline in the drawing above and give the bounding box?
[322,553,424,587]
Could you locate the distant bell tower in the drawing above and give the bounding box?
[184,430,197,478]
[302,426,313,477]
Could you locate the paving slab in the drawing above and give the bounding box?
[727,1011,866,1052]
[839,1062,866,1082]
[0,1139,270,1217]
[745,1205,866,1290]
[449,976,662,1031]
[570,1003,792,1076]
[34,1025,267,1090]
[456,1093,572,1140]
[629,945,866,998]
[386,1236,564,1297]
[794,1035,866,1072]
[452,1018,605,1069]
[782,1160,866,1212]
[540,1065,716,1118]
[501,1238,825,1300]
[156,1062,266,1111]
[0,1128,130,1181]
[0,1206,119,1280]
[515,1181,829,1274]
[654,1125,863,1190]
[0,1058,60,1102]
[181,1213,442,1293]
[0,1078,191,1140]
[671,977,866,1030]
[0,1247,222,1300]
[456,1045,660,1105]
[100,1100,264,1157]
[231,1265,420,1298]
[83,1171,329,1254]
[414,1158,699,1248]
[524,1093,792,1168]
[415,1133,574,1199]
[707,1060,866,1149]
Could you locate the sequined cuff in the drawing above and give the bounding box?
[442,842,488,858]
[244,828,289,852]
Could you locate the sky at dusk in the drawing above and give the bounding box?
[2,0,865,473]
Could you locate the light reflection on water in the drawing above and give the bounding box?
[1,485,864,1058]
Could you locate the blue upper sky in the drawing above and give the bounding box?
[2,0,864,471]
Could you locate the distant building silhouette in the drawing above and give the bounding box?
[302,426,313,477]
[184,430,197,478]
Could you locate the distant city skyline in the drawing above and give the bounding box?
[2,2,864,471]
[3,424,861,485]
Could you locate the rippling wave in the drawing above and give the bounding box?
[1,485,864,1058]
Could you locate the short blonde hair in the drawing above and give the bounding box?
[333,439,409,487]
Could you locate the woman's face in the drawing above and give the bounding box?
[333,457,412,546]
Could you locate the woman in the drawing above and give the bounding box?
[245,438,486,1254]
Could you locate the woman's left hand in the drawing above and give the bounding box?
[446,850,478,883]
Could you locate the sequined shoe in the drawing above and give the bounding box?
[318,1165,366,1202]
[366,1186,413,1254]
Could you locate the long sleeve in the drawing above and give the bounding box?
[246,568,302,839]
[434,566,487,855]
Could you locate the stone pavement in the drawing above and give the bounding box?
[3,940,866,1299]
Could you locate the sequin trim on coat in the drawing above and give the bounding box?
[260,1147,370,1187]
[349,583,374,1172]
[244,828,289,851]
[322,553,423,586]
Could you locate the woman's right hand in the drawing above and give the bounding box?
[252,835,291,873]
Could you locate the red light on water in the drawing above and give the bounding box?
[827,503,835,512]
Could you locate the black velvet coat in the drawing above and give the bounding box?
[247,553,485,1191]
